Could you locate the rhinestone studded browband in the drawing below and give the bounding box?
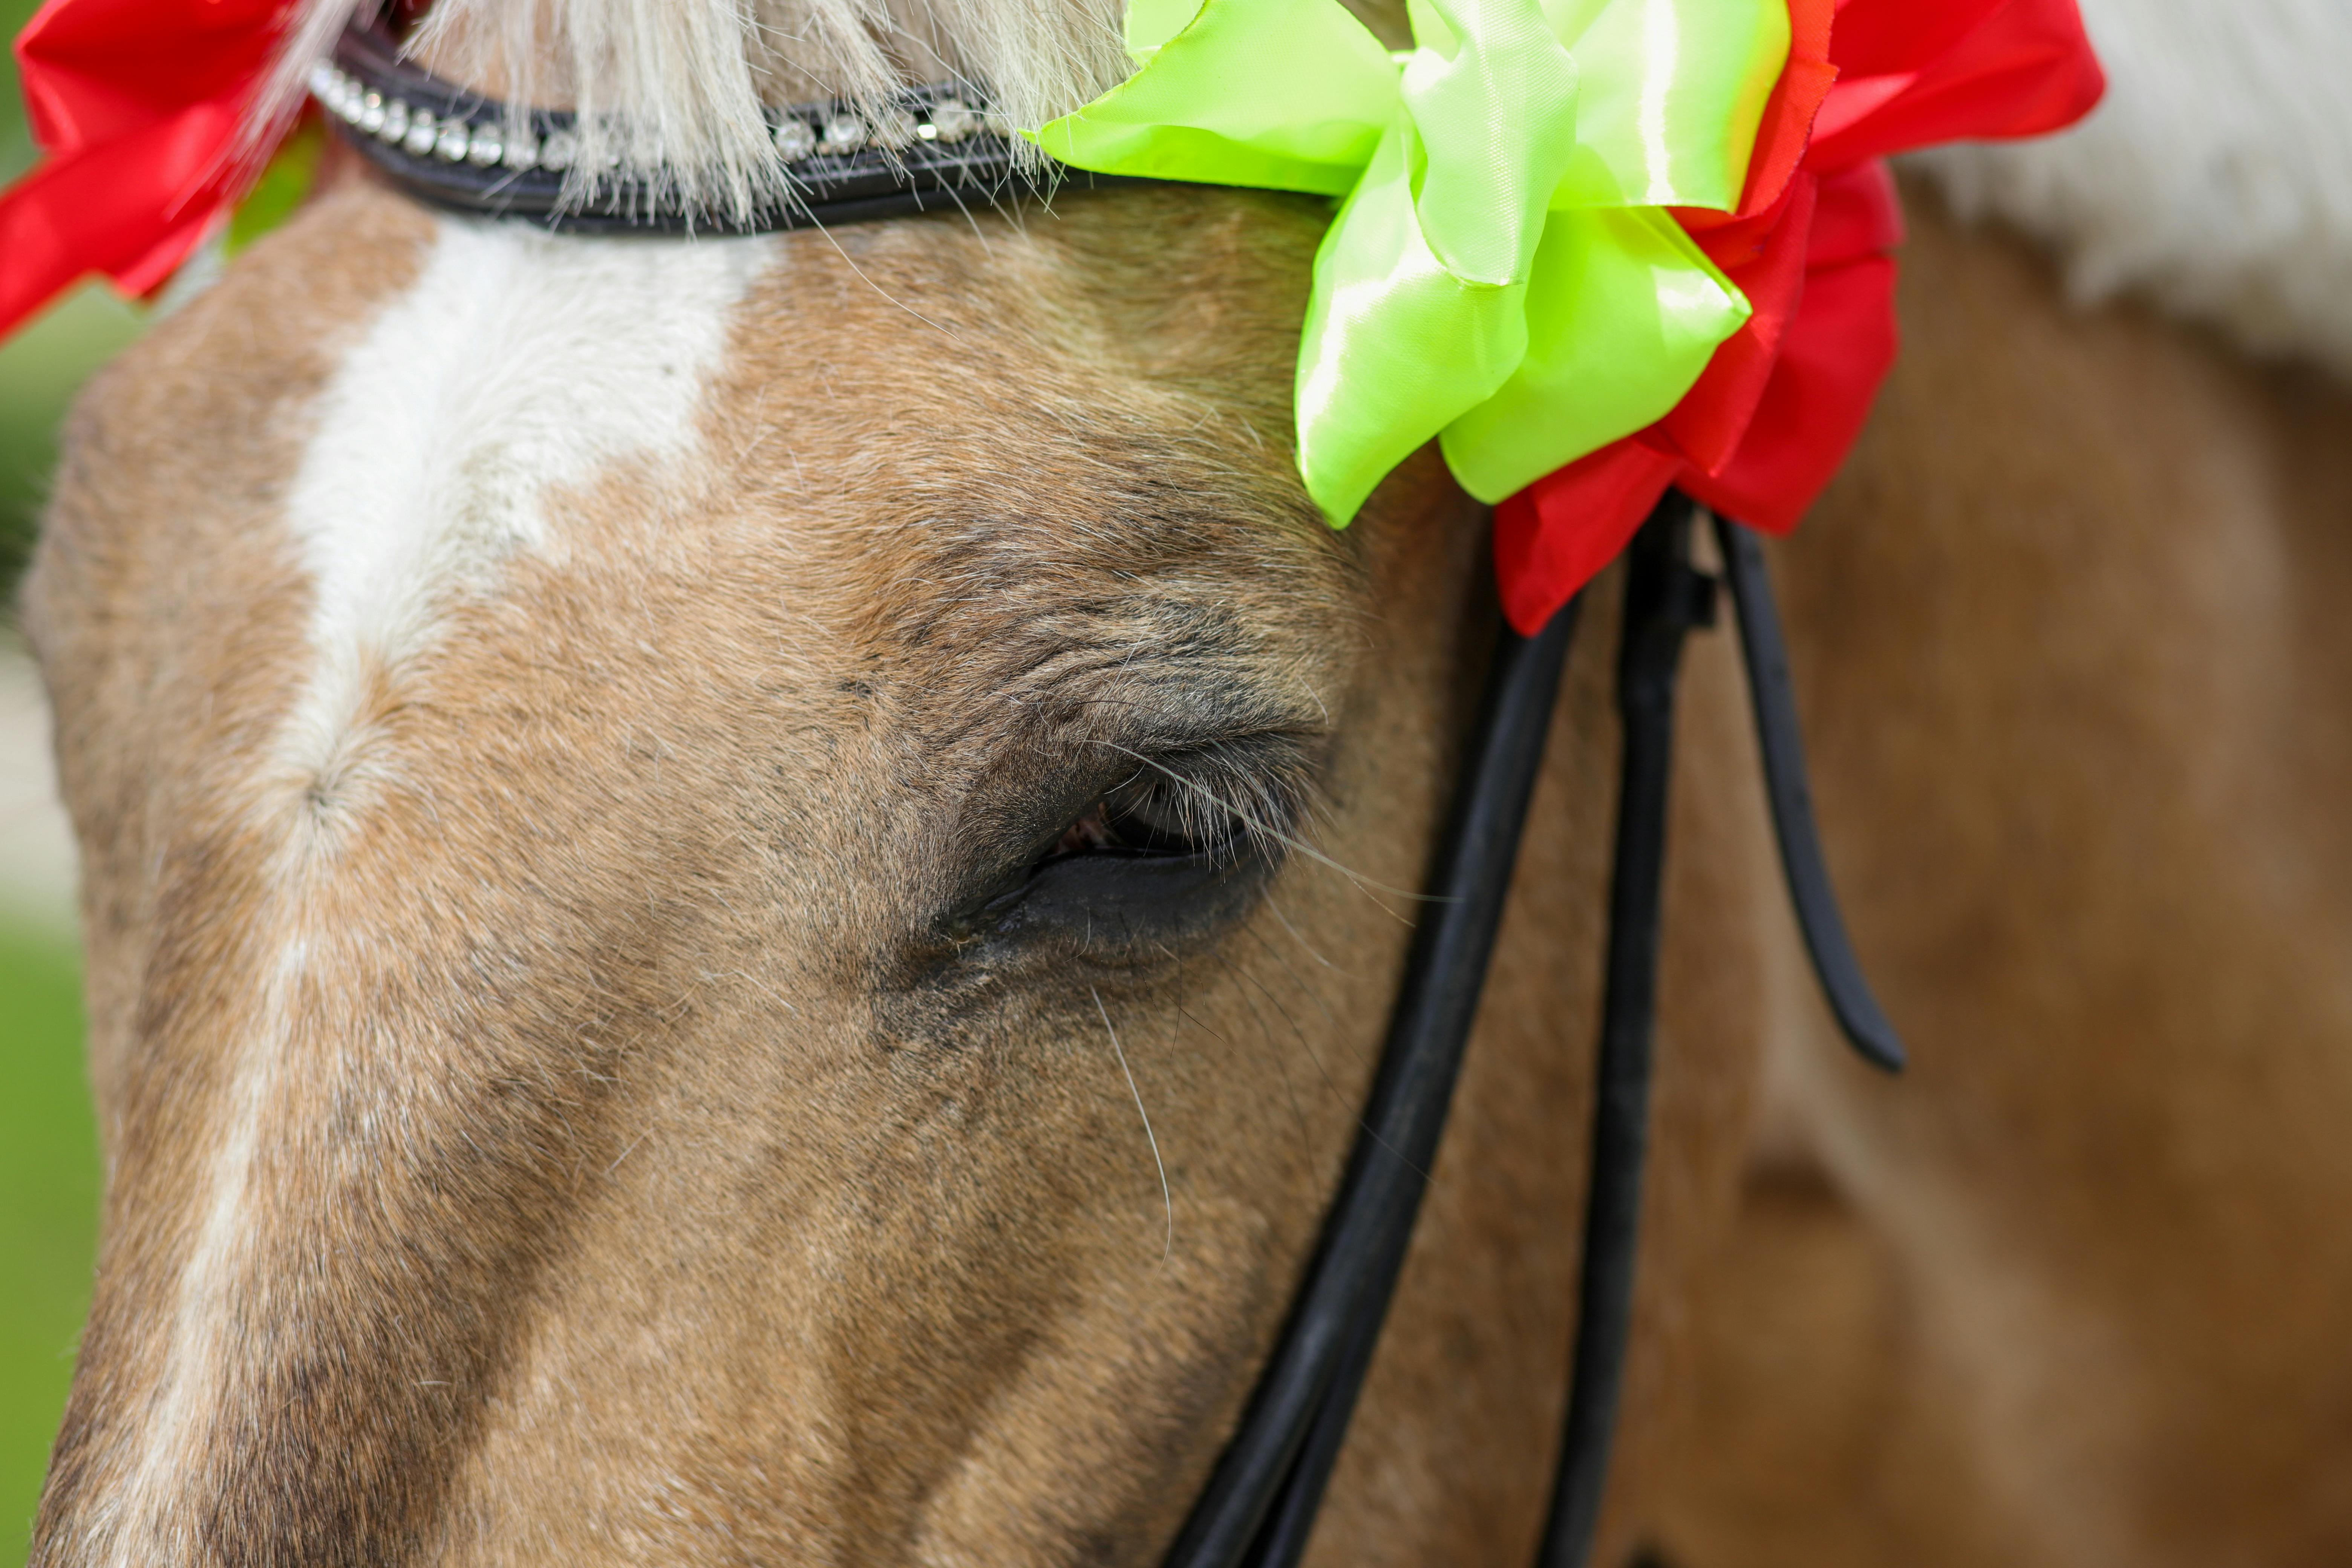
[313,17,1109,234]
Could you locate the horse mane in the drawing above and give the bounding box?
[1912,0,2352,378]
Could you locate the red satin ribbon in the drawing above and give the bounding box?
[1494,0,2106,634]
[1,0,296,338]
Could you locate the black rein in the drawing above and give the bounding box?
[1167,494,1904,1568]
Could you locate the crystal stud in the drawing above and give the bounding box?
[820,114,867,154]
[928,99,976,141]
[537,129,578,170]
[773,118,817,161]
[403,109,440,157]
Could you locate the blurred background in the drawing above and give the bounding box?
[1,0,146,1556]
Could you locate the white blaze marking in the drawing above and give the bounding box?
[109,217,770,1559]
[278,218,773,788]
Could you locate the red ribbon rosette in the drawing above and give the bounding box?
[1493,0,2106,634]
[0,0,299,338]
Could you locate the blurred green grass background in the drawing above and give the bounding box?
[0,934,87,1567]
[2,0,145,1556]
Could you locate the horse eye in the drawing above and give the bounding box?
[1048,777,1246,862]
[937,739,1312,953]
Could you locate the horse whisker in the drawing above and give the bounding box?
[1265,890,1358,978]
[1245,922,1338,1029]
[1093,985,1173,1265]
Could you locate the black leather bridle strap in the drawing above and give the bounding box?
[1713,516,1906,1072]
[1536,502,1902,1568]
[1537,492,1712,1565]
[1162,588,1585,1568]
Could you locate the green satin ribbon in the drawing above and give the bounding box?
[1031,0,1787,522]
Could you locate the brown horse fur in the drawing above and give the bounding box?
[20,169,1762,1565]
[18,89,2352,1568]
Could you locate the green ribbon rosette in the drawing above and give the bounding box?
[1032,0,1788,523]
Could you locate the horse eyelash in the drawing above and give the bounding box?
[1083,737,1430,911]
[1085,737,1310,858]
[1124,759,1296,858]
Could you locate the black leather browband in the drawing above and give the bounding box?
[315,18,1111,234]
